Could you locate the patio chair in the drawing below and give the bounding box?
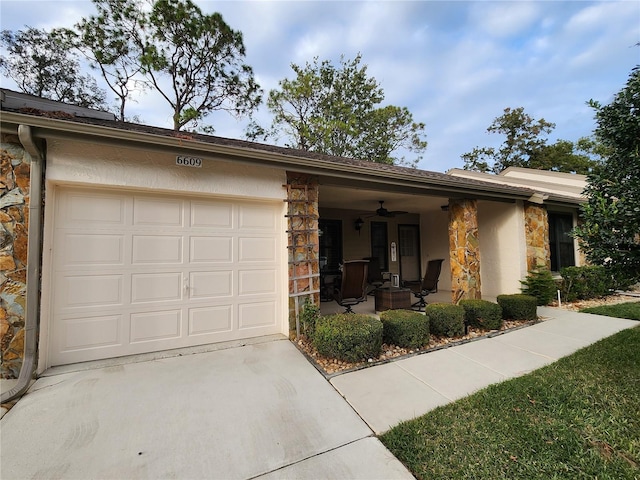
[410,258,444,311]
[364,256,384,294]
[334,260,369,313]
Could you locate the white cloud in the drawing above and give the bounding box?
[470,1,541,38]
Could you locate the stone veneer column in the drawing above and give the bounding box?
[285,172,320,337]
[1,135,32,379]
[524,202,550,272]
[448,198,481,302]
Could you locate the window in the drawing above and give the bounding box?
[370,221,388,271]
[319,219,342,274]
[549,213,575,271]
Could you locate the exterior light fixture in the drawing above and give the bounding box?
[354,217,364,233]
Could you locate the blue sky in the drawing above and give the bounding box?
[1,1,638,172]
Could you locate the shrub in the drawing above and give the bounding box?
[380,310,430,349]
[459,299,503,331]
[424,303,465,337]
[299,297,320,338]
[520,268,558,305]
[496,294,537,321]
[560,265,614,302]
[313,314,383,362]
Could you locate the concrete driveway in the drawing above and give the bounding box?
[1,338,413,479]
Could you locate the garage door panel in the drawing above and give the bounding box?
[52,188,282,366]
[59,315,122,351]
[64,234,124,266]
[130,310,181,343]
[190,236,233,263]
[63,192,125,226]
[238,237,277,262]
[239,301,277,329]
[63,275,123,308]
[189,271,233,298]
[189,306,233,335]
[133,197,183,226]
[131,273,182,303]
[239,269,277,295]
[239,204,277,230]
[191,202,233,228]
[132,235,183,264]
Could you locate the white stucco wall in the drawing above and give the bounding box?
[477,200,527,299]
[44,139,287,200]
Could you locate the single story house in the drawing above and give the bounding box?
[0,89,586,399]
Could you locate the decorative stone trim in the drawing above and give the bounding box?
[285,172,320,337]
[1,135,31,379]
[448,198,481,302]
[524,202,550,272]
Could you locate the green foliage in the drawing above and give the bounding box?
[256,54,427,166]
[299,297,320,338]
[0,27,108,109]
[574,66,640,286]
[423,303,465,337]
[461,107,601,174]
[520,268,558,306]
[313,314,383,362]
[496,294,537,321]
[580,301,640,320]
[560,265,614,301]
[459,299,503,331]
[380,309,430,349]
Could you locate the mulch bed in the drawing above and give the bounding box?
[295,318,536,377]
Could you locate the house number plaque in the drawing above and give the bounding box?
[176,155,202,168]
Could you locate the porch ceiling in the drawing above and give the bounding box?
[319,184,448,216]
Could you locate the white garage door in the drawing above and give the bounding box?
[49,188,284,366]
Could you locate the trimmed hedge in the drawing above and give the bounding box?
[560,265,613,301]
[380,309,430,349]
[299,297,320,338]
[496,294,537,321]
[313,314,383,362]
[424,303,465,337]
[459,299,503,331]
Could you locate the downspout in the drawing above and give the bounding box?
[1,125,43,403]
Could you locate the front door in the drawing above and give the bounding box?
[399,224,421,282]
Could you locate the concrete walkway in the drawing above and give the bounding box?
[1,338,413,480]
[330,307,638,434]
[2,308,637,479]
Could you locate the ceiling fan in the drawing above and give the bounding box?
[368,200,408,218]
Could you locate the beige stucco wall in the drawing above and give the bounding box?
[477,200,527,298]
[420,210,452,292]
[319,207,420,277]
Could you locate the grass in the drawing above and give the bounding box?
[380,326,640,479]
[580,301,640,321]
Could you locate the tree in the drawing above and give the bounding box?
[254,55,427,166]
[134,0,261,131]
[462,107,554,173]
[72,0,148,121]
[0,27,107,109]
[461,107,601,174]
[574,66,640,287]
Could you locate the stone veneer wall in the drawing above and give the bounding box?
[285,173,320,337]
[524,202,550,272]
[1,135,31,379]
[448,198,481,302]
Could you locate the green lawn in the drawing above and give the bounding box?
[380,326,640,479]
[580,301,640,320]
